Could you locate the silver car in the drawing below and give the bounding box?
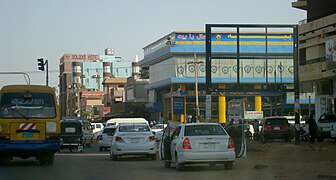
[160,123,236,171]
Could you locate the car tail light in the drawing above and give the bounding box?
[147,136,155,142]
[182,138,191,149]
[115,136,124,142]
[264,125,272,131]
[228,137,235,149]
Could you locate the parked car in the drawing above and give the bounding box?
[99,125,117,151]
[261,116,291,143]
[316,113,336,141]
[159,123,236,171]
[60,118,93,152]
[151,124,167,141]
[109,123,156,160]
[92,123,105,140]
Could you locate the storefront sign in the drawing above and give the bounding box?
[173,97,184,115]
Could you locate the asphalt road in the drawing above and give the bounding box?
[0,140,335,180]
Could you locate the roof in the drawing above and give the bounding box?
[102,78,127,85]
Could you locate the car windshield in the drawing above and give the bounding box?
[119,124,150,132]
[152,124,164,129]
[185,125,227,136]
[0,92,56,119]
[265,118,288,125]
[103,128,116,136]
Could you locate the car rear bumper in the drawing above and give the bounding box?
[113,142,156,155]
[177,150,235,164]
[263,132,291,139]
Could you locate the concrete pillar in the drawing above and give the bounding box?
[255,84,262,111]
[219,95,226,124]
[218,84,226,124]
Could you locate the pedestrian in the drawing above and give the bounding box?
[308,114,317,144]
[253,119,260,141]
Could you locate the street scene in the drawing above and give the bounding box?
[1,0,336,180]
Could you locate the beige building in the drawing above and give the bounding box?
[292,0,336,117]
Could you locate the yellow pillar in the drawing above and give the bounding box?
[180,114,185,123]
[218,84,226,124]
[254,84,262,111]
[219,95,226,124]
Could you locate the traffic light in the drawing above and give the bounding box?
[37,58,45,71]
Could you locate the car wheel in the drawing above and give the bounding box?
[110,150,118,161]
[224,161,233,170]
[163,161,171,168]
[175,153,184,171]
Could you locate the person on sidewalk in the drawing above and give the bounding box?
[308,114,317,144]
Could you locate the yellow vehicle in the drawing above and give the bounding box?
[0,85,60,165]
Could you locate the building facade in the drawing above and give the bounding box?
[140,31,314,124]
[59,48,132,118]
[293,0,336,118]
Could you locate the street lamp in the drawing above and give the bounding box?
[187,53,204,123]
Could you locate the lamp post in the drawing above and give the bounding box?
[187,53,204,122]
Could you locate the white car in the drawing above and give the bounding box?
[99,125,117,151]
[109,123,156,160]
[151,124,167,141]
[159,123,236,171]
[316,114,336,141]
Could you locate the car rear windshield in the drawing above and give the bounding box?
[119,124,150,132]
[318,114,336,123]
[103,128,116,136]
[265,118,288,125]
[185,125,227,136]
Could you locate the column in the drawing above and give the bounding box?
[255,84,262,111]
[218,84,226,124]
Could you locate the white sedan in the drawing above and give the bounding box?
[110,123,156,160]
[159,123,235,171]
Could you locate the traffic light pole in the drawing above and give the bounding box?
[46,59,49,86]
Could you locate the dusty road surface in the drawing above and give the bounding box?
[242,139,336,180]
[0,140,335,180]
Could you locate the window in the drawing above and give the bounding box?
[0,93,56,118]
[185,125,226,136]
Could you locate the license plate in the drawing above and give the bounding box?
[23,132,33,138]
[274,127,280,130]
[204,143,216,149]
[131,138,139,143]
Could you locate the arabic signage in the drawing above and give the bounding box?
[173,97,184,115]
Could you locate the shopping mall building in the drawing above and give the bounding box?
[139,30,314,123]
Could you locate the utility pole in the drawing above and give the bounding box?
[294,25,300,145]
[187,53,203,122]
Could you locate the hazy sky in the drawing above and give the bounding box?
[0,0,306,89]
